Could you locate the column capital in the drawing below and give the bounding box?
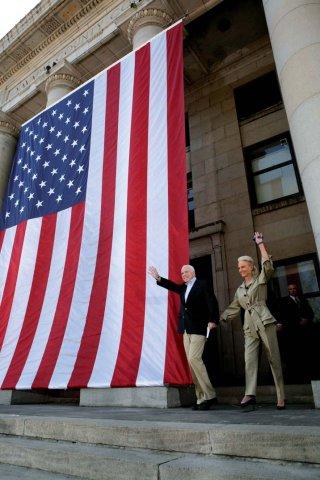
[127,8,173,45]
[0,112,20,204]
[0,113,20,138]
[45,73,81,95]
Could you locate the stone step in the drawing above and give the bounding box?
[0,434,318,480]
[159,456,320,480]
[216,384,314,405]
[80,384,314,408]
[0,435,180,480]
[0,463,83,480]
[0,384,313,407]
[0,413,319,464]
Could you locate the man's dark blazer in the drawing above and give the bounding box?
[157,277,219,335]
[278,295,314,329]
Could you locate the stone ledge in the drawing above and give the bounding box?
[189,220,225,240]
[252,194,305,215]
[80,386,195,408]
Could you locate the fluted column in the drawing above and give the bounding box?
[127,8,172,50]
[0,115,19,204]
[263,0,320,258]
[45,73,81,107]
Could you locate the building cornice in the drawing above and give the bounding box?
[0,0,107,87]
[189,221,225,240]
[0,0,63,55]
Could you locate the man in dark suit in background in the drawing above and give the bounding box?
[277,283,314,382]
[148,264,219,410]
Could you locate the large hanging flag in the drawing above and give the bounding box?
[0,22,192,390]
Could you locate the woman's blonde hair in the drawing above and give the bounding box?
[238,255,258,275]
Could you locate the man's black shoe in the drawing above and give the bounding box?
[240,396,256,408]
[198,397,218,410]
[191,403,199,410]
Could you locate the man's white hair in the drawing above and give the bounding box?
[181,264,195,273]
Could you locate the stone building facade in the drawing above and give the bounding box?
[0,0,319,385]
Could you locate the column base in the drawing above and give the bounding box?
[80,386,195,408]
[0,390,13,405]
[311,381,320,408]
[0,389,79,405]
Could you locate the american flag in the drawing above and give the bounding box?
[0,22,192,389]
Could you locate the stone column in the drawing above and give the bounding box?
[127,8,172,50]
[0,117,19,404]
[45,73,81,107]
[0,115,19,204]
[262,0,320,258]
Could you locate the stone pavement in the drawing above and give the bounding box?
[0,403,318,427]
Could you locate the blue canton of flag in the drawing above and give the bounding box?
[0,81,94,230]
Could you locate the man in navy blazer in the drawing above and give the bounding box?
[148,264,219,410]
[277,283,314,381]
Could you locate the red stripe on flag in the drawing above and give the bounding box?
[164,24,192,385]
[0,230,5,253]
[68,65,120,388]
[2,214,57,389]
[32,203,85,388]
[111,44,150,387]
[0,222,27,351]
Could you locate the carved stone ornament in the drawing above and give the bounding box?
[0,120,20,138]
[127,8,173,44]
[45,73,81,94]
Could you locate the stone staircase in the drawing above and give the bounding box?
[0,411,319,479]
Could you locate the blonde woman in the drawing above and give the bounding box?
[221,232,285,409]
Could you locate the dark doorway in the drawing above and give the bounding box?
[271,254,320,384]
[190,255,220,387]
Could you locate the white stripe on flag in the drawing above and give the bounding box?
[16,208,72,389]
[136,33,169,386]
[0,218,42,386]
[49,72,107,388]
[88,53,135,387]
[0,226,17,303]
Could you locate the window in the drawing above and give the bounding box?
[190,255,220,383]
[185,113,191,152]
[245,133,302,207]
[187,171,195,231]
[272,254,320,323]
[234,71,283,122]
[191,255,214,292]
[185,113,195,231]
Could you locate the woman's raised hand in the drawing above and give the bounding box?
[252,232,264,245]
